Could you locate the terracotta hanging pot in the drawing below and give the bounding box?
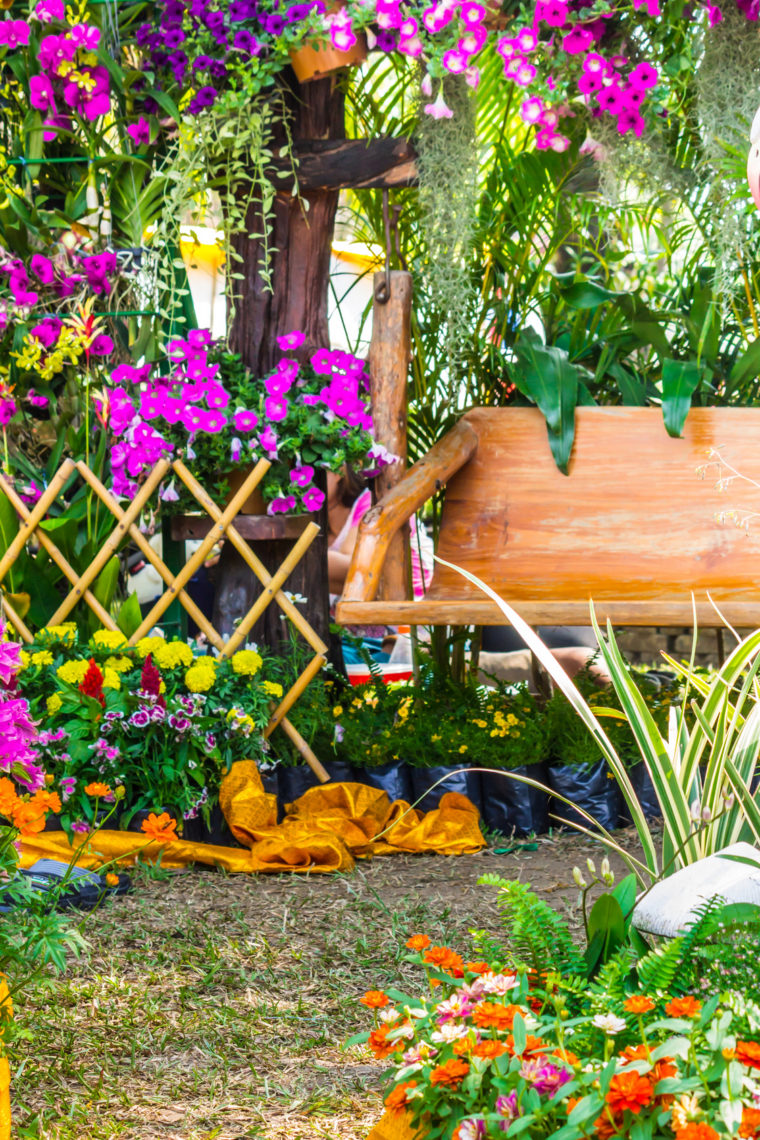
[289,6,367,83]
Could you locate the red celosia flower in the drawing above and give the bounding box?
[79,657,105,706]
[141,653,162,696]
[605,1071,653,1116]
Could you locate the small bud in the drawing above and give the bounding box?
[114,785,126,801]
[600,857,610,878]
[573,866,587,889]
[44,773,55,785]
[586,857,596,876]
[690,800,702,822]
[724,793,735,810]
[701,806,712,822]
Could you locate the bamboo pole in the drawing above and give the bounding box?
[278,715,330,783]
[173,460,328,656]
[263,653,327,737]
[0,460,76,586]
[76,463,226,651]
[0,594,34,643]
[46,459,171,627]
[130,459,272,642]
[219,522,320,656]
[0,472,117,630]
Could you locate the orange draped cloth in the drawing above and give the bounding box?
[20,763,485,874]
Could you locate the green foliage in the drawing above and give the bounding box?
[478,874,586,978]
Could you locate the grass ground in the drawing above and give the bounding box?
[11,831,634,1140]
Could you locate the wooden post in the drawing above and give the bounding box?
[370,270,413,602]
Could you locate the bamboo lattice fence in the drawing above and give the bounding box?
[0,458,330,779]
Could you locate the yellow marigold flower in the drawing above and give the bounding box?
[56,660,89,685]
[135,636,166,659]
[102,668,120,690]
[472,718,488,728]
[231,649,263,676]
[261,680,283,698]
[46,693,62,716]
[459,745,468,753]
[30,650,54,667]
[90,629,128,650]
[40,623,77,644]
[19,650,30,669]
[185,663,216,693]
[154,641,194,670]
[333,705,343,717]
[104,655,133,674]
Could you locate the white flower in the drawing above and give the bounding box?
[388,1023,415,1042]
[431,1022,469,1044]
[402,1042,437,1065]
[405,1005,429,1019]
[481,972,519,996]
[379,1007,400,1024]
[592,1013,627,1036]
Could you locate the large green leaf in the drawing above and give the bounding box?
[0,491,19,594]
[511,333,578,474]
[661,358,702,438]
[116,592,143,639]
[727,337,760,398]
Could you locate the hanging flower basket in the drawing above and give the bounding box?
[289,33,367,83]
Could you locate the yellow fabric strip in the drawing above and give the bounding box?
[21,763,485,874]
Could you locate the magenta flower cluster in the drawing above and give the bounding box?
[0,247,120,331]
[0,633,44,792]
[0,0,112,140]
[105,330,393,513]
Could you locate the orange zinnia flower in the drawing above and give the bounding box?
[360,990,389,1009]
[674,1124,719,1140]
[10,801,47,837]
[620,1044,649,1064]
[0,777,19,819]
[452,1039,472,1056]
[623,994,655,1014]
[605,1071,653,1116]
[384,1081,417,1116]
[405,934,430,951]
[429,1058,469,1088]
[506,1033,546,1056]
[465,960,491,975]
[472,1001,522,1031]
[368,1026,395,1059]
[740,1106,760,1139]
[84,782,111,798]
[473,1039,507,1060]
[651,1057,677,1086]
[140,812,178,845]
[665,996,702,1018]
[736,1041,760,1070]
[555,1048,580,1066]
[594,1111,623,1140]
[423,945,464,976]
[105,872,119,887]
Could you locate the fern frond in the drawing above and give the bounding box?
[478,876,586,977]
[635,937,687,993]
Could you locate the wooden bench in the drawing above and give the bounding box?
[336,406,760,631]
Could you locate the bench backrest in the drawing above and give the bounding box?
[429,406,760,627]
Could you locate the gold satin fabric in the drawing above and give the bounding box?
[366,1112,420,1140]
[20,763,485,874]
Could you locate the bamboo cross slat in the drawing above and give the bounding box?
[0,592,34,643]
[264,653,327,738]
[0,460,76,586]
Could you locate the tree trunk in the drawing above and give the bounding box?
[219,72,345,668]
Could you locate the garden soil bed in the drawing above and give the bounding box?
[13,827,646,1140]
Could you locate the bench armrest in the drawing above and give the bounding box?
[340,417,479,606]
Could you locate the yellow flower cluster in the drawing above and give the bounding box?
[56,659,89,685]
[39,623,77,644]
[135,636,166,658]
[11,325,87,381]
[231,649,263,677]
[185,660,216,693]
[102,668,121,691]
[47,693,62,716]
[105,655,133,674]
[154,641,194,670]
[489,711,522,739]
[30,650,54,667]
[261,681,283,699]
[90,629,128,650]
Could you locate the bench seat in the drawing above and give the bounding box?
[336,406,760,629]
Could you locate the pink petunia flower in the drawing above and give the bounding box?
[290,465,315,487]
[264,395,289,422]
[276,330,305,352]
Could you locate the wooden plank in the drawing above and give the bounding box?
[370,270,412,602]
[341,418,479,604]
[272,137,417,190]
[170,514,311,542]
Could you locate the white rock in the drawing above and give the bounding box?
[632,842,760,937]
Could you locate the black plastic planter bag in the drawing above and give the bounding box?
[627,762,661,821]
[356,761,413,804]
[480,764,550,836]
[184,805,245,847]
[279,763,321,808]
[409,765,482,815]
[322,759,356,784]
[546,759,620,831]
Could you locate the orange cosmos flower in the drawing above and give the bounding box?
[105,872,119,887]
[405,934,430,951]
[10,801,47,837]
[31,789,61,815]
[736,1041,760,1070]
[384,1081,417,1116]
[423,945,464,976]
[623,994,655,1014]
[0,778,20,820]
[360,991,389,1009]
[665,996,702,1018]
[473,1039,508,1060]
[674,1125,719,1140]
[739,1106,760,1139]
[84,782,111,798]
[368,1026,395,1059]
[429,1058,469,1088]
[472,1002,522,1031]
[465,960,491,975]
[605,1071,654,1116]
[140,812,178,845]
[506,1033,546,1056]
